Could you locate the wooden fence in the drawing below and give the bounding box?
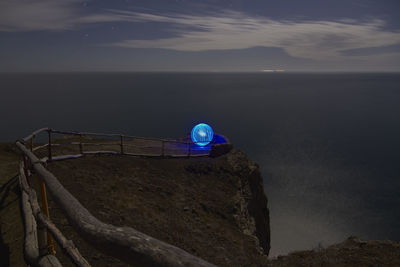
[16,128,217,267]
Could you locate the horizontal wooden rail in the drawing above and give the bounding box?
[33,143,49,152]
[22,127,50,142]
[47,129,213,146]
[16,140,216,267]
[21,128,217,154]
[51,129,167,142]
[80,142,120,146]
[44,152,210,163]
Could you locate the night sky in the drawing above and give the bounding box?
[1,0,400,72]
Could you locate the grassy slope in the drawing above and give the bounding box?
[0,143,25,267]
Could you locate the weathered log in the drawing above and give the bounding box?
[20,162,91,266]
[26,189,49,258]
[16,141,216,267]
[20,189,40,264]
[49,143,77,147]
[36,213,91,266]
[19,163,40,264]
[48,154,84,162]
[37,255,62,267]
[33,143,49,152]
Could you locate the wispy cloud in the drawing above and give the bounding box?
[0,1,166,31]
[108,10,400,60]
[1,1,400,61]
[0,0,83,31]
[0,0,140,31]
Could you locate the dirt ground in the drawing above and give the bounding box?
[0,143,24,267]
[44,152,269,266]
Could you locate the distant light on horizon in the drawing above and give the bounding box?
[261,69,286,72]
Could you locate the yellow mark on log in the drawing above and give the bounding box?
[38,179,56,255]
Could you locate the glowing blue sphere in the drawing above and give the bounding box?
[191,123,214,146]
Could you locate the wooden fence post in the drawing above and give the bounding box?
[120,135,124,155]
[30,136,34,151]
[79,134,83,154]
[47,129,52,162]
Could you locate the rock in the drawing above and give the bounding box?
[228,149,271,255]
[210,143,233,158]
[269,237,400,267]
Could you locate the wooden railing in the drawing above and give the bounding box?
[25,128,212,162]
[16,128,218,267]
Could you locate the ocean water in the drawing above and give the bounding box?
[1,72,399,256]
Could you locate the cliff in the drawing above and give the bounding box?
[1,143,400,266]
[44,148,270,266]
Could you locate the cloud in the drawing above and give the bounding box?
[0,0,83,31]
[340,43,400,56]
[0,1,172,31]
[108,10,400,60]
[0,0,141,31]
[1,1,400,61]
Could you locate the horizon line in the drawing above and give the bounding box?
[1,70,400,74]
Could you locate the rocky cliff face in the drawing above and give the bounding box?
[227,150,271,255]
[45,148,271,266]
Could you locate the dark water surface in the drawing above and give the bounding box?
[1,72,399,256]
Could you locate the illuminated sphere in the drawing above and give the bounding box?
[191,123,214,146]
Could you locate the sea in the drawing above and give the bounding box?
[1,72,399,256]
